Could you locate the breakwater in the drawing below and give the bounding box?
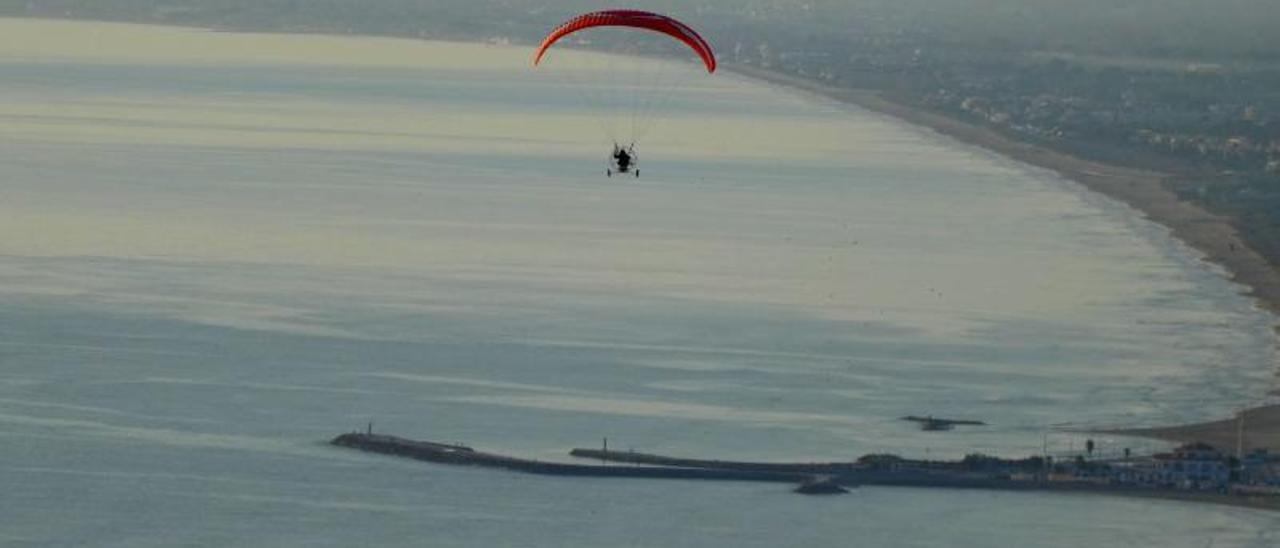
[570,448,1034,490]
[570,448,859,475]
[333,433,1039,491]
[331,433,811,484]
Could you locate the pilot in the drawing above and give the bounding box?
[613,146,632,172]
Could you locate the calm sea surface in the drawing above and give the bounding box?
[0,19,1277,547]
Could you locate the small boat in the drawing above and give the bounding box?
[795,476,850,495]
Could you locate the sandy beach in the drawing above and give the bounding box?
[726,64,1280,450]
[1105,405,1280,453]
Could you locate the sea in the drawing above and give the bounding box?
[0,19,1278,547]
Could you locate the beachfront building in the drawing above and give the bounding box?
[1239,449,1280,486]
[1109,459,1159,486]
[1152,442,1231,489]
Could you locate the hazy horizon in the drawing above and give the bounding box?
[7,0,1280,56]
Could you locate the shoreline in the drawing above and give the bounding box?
[725,63,1280,449]
[726,63,1280,319]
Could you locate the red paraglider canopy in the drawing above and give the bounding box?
[533,10,716,73]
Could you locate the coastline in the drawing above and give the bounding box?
[726,63,1280,449]
[726,64,1280,319]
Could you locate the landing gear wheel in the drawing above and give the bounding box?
[607,169,612,177]
[634,170,640,178]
